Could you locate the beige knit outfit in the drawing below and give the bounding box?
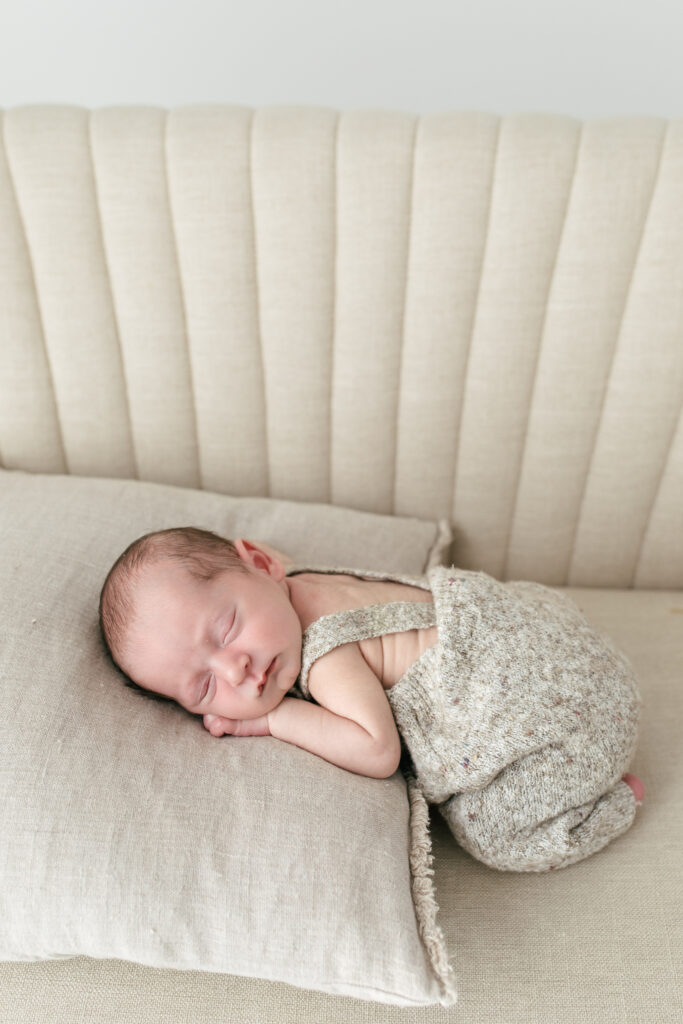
[285,563,642,872]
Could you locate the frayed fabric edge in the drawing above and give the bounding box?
[404,767,458,1006]
[426,519,453,571]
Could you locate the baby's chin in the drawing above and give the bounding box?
[256,688,289,717]
[208,691,288,720]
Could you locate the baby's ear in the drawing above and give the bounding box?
[251,540,294,567]
[233,537,268,568]
[233,538,290,577]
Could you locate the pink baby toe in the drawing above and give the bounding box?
[622,773,645,804]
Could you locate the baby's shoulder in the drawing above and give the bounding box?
[288,570,432,632]
[307,634,381,690]
[288,572,376,630]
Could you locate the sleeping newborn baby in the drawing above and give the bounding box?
[99,526,644,873]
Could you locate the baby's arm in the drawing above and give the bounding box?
[267,643,401,779]
[203,703,393,779]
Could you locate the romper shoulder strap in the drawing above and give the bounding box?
[284,562,430,588]
[284,563,436,699]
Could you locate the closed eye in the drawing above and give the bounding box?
[197,676,212,704]
[192,613,234,706]
[221,614,236,646]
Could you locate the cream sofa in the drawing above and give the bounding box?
[0,104,681,1023]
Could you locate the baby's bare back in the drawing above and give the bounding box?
[288,571,438,690]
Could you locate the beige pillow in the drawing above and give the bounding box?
[0,469,457,1007]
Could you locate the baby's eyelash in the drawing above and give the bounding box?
[221,615,235,646]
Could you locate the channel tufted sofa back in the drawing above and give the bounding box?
[0,105,681,587]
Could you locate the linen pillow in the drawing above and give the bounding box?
[0,468,457,1007]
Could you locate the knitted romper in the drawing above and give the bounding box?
[284,562,642,872]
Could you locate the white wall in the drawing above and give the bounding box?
[1,0,682,118]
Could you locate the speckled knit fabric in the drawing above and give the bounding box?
[285,563,642,872]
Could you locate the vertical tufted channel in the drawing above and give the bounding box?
[393,112,501,524]
[502,117,681,587]
[448,114,584,582]
[88,107,199,487]
[331,110,418,514]
[164,105,269,496]
[249,107,339,502]
[0,106,135,476]
[567,121,683,589]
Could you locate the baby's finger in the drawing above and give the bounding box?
[203,714,225,736]
[204,714,236,737]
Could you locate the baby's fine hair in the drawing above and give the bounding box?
[99,526,248,705]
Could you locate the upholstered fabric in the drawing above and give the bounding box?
[0,106,681,587]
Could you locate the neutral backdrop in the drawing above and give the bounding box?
[0,0,682,117]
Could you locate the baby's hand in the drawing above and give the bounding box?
[202,714,271,738]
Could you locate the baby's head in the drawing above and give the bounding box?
[99,527,302,719]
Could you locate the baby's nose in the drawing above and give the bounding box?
[212,649,250,686]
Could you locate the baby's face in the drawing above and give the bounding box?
[121,543,302,720]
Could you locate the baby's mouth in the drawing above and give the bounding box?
[258,658,275,695]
